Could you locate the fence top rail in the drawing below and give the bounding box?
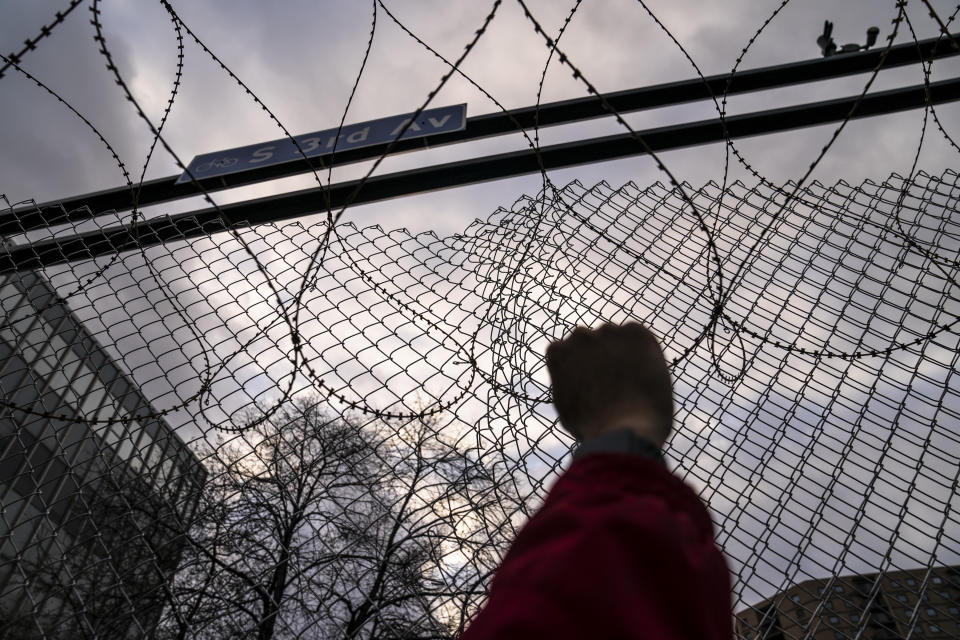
[2,31,957,236]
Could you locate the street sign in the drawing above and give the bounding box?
[176,103,467,185]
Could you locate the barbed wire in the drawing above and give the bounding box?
[0,0,85,80]
[0,1,958,638]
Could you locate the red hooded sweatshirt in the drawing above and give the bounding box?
[460,453,733,640]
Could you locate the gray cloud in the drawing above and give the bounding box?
[2,0,959,625]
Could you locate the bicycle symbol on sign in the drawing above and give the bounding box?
[194,157,239,173]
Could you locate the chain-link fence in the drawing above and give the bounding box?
[1,1,959,638]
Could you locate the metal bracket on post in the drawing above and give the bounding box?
[818,20,880,57]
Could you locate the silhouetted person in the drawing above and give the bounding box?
[461,322,733,639]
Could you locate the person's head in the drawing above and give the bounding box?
[545,322,674,446]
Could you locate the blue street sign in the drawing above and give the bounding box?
[176,103,467,185]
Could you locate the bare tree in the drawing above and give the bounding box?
[158,397,520,640]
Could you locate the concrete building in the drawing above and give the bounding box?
[736,564,960,640]
[0,269,206,637]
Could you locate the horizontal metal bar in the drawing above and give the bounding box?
[3,76,958,274]
[2,33,957,235]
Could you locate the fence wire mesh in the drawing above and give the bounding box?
[1,1,959,639]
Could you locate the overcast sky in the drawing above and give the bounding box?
[2,0,959,614]
[2,0,958,237]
